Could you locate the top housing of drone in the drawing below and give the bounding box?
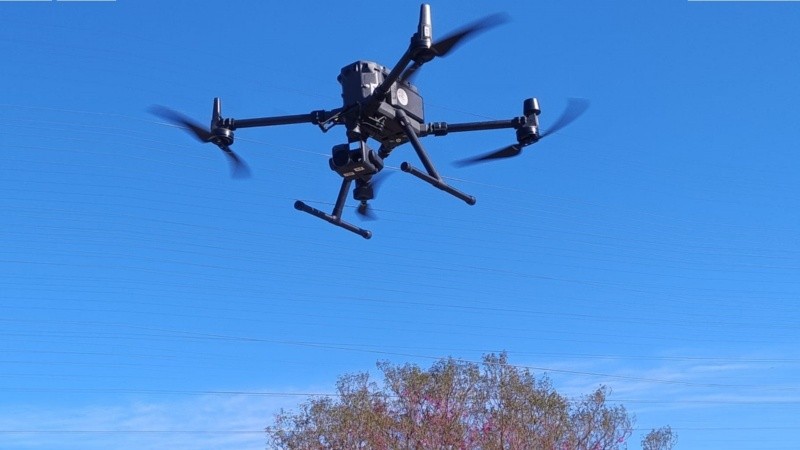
[338,61,425,143]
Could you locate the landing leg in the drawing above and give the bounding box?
[294,179,372,239]
[395,109,476,205]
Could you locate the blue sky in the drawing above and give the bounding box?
[1,0,799,448]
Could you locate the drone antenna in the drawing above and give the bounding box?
[400,7,509,83]
[417,4,432,48]
[211,97,222,128]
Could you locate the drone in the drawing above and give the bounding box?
[152,4,588,239]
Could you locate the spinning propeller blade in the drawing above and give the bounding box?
[356,202,376,220]
[355,172,392,220]
[539,98,590,139]
[401,12,509,82]
[453,144,521,167]
[150,105,250,178]
[219,144,251,179]
[431,13,509,58]
[149,105,213,143]
[454,98,590,167]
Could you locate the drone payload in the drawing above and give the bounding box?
[152,4,588,239]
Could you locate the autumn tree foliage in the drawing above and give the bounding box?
[641,426,677,450]
[265,353,666,450]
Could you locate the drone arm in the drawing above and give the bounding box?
[422,117,525,137]
[229,109,343,131]
[364,6,433,113]
[363,53,414,115]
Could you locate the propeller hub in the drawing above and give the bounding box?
[516,125,539,146]
[211,127,234,146]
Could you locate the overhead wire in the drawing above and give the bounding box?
[2,27,798,443]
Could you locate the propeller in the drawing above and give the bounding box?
[454,98,590,167]
[401,12,510,82]
[432,13,509,58]
[149,101,250,179]
[356,201,376,220]
[538,97,591,140]
[355,172,393,220]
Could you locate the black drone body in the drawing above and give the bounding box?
[152,4,588,239]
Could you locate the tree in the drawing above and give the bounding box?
[266,353,663,450]
[641,426,678,450]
